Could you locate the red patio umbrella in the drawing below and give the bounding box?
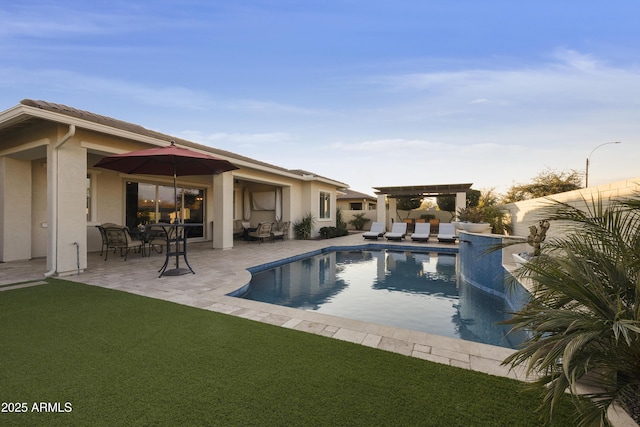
[94,140,238,224]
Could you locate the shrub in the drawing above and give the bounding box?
[293,213,315,240]
[319,226,349,239]
[349,213,370,231]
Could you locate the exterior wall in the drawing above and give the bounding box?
[392,208,452,223]
[505,177,640,238]
[336,198,376,211]
[0,157,32,261]
[342,209,377,230]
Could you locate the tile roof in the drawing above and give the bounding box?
[19,99,347,187]
[337,188,376,200]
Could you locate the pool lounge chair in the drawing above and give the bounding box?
[385,222,407,241]
[411,222,431,242]
[363,222,386,240]
[437,223,457,243]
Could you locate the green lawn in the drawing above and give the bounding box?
[0,280,582,426]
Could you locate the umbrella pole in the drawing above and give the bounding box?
[173,170,180,269]
[161,168,193,276]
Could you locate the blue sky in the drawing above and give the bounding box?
[2,1,638,195]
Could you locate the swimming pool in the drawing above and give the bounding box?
[238,249,526,349]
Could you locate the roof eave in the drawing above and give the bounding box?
[7,103,347,187]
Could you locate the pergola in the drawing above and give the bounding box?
[372,183,473,226]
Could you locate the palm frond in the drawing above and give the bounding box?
[502,192,640,426]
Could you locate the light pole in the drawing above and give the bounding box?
[585,141,622,187]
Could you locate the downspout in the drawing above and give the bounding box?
[44,124,76,278]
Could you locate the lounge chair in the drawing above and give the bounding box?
[363,222,386,240]
[411,222,431,242]
[248,222,273,243]
[385,222,407,241]
[437,223,457,243]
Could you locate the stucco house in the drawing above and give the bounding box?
[336,189,377,211]
[0,100,347,276]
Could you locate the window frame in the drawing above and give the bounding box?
[319,191,331,219]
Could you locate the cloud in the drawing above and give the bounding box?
[180,131,293,146]
[372,50,640,112]
[0,68,215,111]
[0,3,141,38]
[228,100,329,116]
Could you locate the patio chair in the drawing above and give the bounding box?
[437,223,458,243]
[271,221,290,241]
[96,223,121,256]
[385,222,407,241]
[233,220,251,239]
[411,222,431,242]
[248,222,273,243]
[146,224,173,255]
[363,222,386,240]
[103,226,144,261]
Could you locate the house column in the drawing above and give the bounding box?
[387,197,397,230]
[455,191,467,220]
[213,172,234,250]
[376,194,386,229]
[50,138,87,275]
[281,186,292,239]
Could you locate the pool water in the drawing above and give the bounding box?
[241,249,526,349]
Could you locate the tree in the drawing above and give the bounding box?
[436,189,481,214]
[502,168,583,203]
[395,195,423,219]
[503,194,640,426]
[396,195,423,211]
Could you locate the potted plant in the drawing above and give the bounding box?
[457,207,491,233]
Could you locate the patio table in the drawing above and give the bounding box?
[147,223,202,277]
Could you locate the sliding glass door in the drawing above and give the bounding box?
[126,182,205,238]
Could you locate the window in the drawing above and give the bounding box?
[86,175,92,221]
[349,202,363,210]
[125,182,205,238]
[319,191,331,219]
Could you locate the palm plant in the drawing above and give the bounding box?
[503,194,640,426]
[293,212,315,240]
[348,212,370,231]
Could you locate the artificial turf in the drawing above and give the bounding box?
[0,279,582,426]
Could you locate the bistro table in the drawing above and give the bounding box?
[146,223,202,277]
